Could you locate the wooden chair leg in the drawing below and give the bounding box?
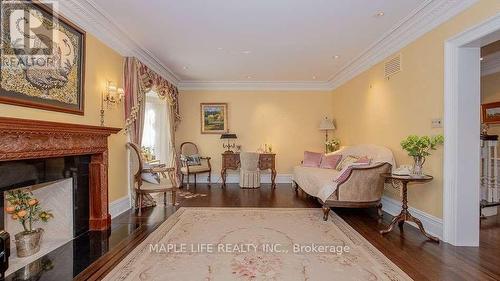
[138,193,143,216]
[322,206,330,221]
[164,192,167,206]
[377,203,383,223]
[194,174,197,187]
[172,189,176,206]
[186,173,190,189]
[208,172,211,188]
[181,174,185,188]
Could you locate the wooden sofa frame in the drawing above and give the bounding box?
[293,162,392,221]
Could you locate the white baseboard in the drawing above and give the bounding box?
[109,196,131,219]
[381,196,443,239]
[183,173,293,185]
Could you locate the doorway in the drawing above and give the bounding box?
[443,15,500,246]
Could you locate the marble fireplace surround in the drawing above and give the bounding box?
[0,117,120,231]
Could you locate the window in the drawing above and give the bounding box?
[141,91,171,163]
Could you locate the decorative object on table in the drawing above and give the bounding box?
[482,102,500,124]
[480,134,500,218]
[220,133,237,153]
[400,135,444,177]
[100,81,124,126]
[379,173,439,242]
[325,138,340,153]
[200,103,228,134]
[481,123,490,135]
[0,1,85,114]
[128,142,178,215]
[5,190,54,257]
[141,146,156,162]
[235,145,242,152]
[221,152,276,188]
[180,142,212,188]
[319,117,336,153]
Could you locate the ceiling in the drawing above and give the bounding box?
[59,0,477,90]
[92,0,426,83]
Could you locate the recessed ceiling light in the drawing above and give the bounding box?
[480,57,484,61]
[333,55,340,59]
[375,11,385,17]
[217,47,223,50]
[241,50,252,54]
[246,75,252,79]
[312,75,317,80]
[182,66,188,70]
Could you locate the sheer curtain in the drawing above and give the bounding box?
[141,91,172,164]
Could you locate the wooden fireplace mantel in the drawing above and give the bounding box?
[0,117,121,230]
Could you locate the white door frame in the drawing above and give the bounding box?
[443,15,500,246]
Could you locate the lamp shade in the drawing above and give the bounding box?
[319,117,335,130]
[220,133,237,139]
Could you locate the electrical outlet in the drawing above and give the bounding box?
[431,118,443,128]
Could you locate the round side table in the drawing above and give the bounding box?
[380,173,439,243]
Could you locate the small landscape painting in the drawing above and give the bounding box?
[200,103,228,134]
[482,102,500,124]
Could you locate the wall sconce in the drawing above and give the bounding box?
[100,81,124,126]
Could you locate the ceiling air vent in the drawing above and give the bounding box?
[384,54,402,79]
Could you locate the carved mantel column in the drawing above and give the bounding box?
[0,117,121,231]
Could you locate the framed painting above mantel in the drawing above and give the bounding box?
[482,102,500,124]
[200,103,228,134]
[0,1,86,115]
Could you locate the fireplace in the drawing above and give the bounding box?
[0,117,120,230]
[0,117,120,275]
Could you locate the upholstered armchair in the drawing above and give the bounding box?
[127,142,177,215]
[179,142,212,188]
[239,152,261,188]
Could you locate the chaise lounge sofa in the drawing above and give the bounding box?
[292,144,395,220]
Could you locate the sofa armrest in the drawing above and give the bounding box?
[334,163,391,202]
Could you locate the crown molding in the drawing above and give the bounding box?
[482,52,500,76]
[326,0,479,91]
[49,0,180,85]
[178,81,332,92]
[49,0,477,91]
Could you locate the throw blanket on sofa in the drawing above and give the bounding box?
[292,144,395,202]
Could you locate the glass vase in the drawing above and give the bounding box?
[412,156,426,177]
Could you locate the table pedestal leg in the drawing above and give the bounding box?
[379,182,439,243]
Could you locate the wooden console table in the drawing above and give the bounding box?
[379,173,439,242]
[221,152,276,188]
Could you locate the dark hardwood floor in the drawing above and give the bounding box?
[8,184,500,280]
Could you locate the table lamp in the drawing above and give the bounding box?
[220,133,238,153]
[319,117,335,152]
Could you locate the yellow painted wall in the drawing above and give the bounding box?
[481,71,500,137]
[176,91,333,177]
[0,34,127,202]
[330,0,499,218]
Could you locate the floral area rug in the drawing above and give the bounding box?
[103,208,412,281]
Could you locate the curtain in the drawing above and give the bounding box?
[124,57,181,208]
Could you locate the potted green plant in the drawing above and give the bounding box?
[5,190,54,257]
[400,135,444,177]
[325,138,341,153]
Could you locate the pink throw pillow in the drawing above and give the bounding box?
[320,154,342,169]
[302,151,323,167]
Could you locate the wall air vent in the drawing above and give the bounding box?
[384,54,402,79]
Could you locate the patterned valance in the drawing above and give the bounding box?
[124,58,180,132]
